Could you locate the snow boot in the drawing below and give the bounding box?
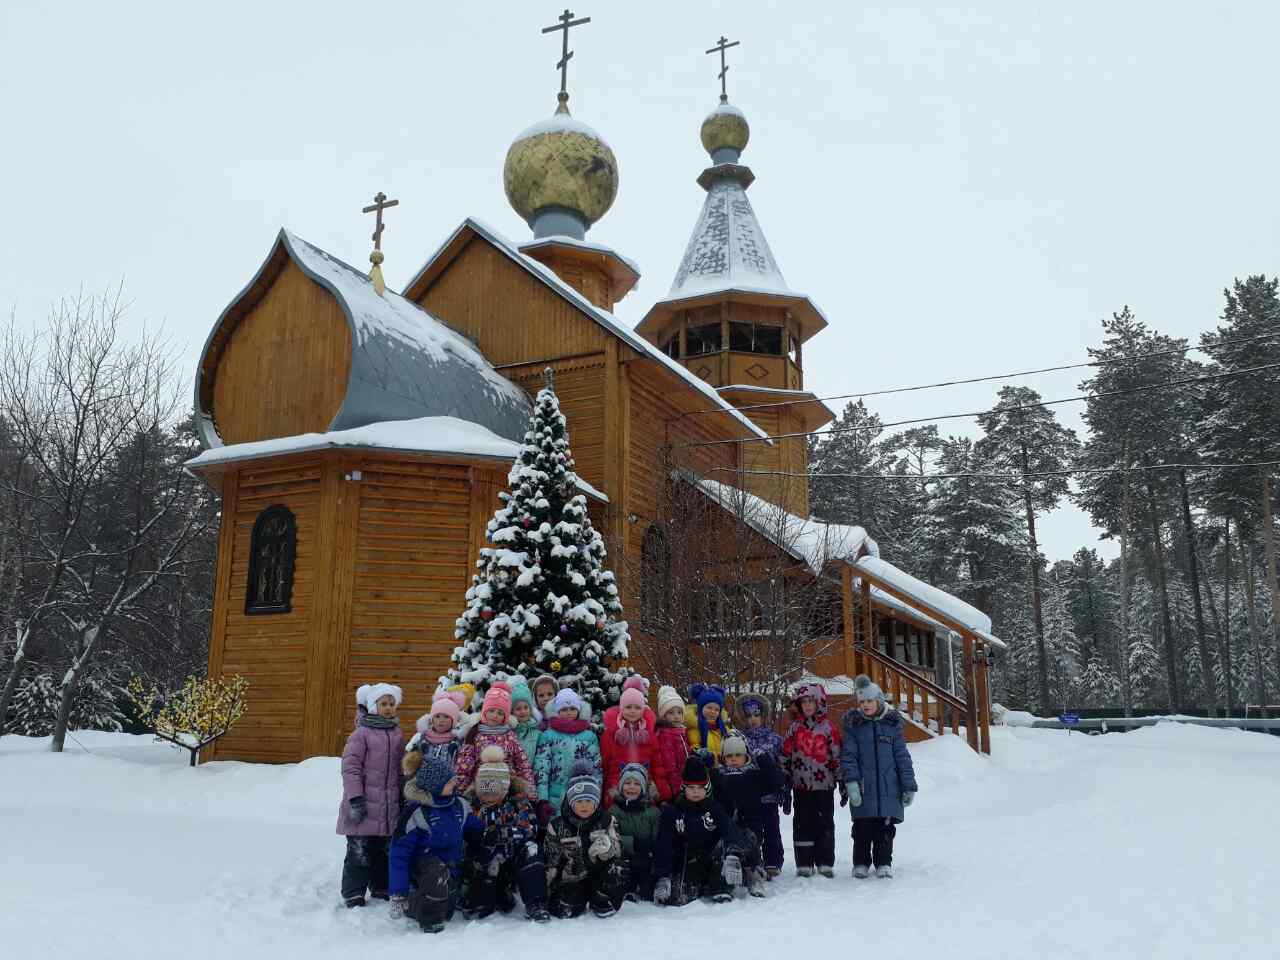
[369,890,390,901]
[853,865,870,879]
[527,902,551,923]
[387,896,407,920]
[765,866,781,881]
[818,865,835,878]
[590,892,617,918]
[796,866,815,877]
[420,919,446,934]
[875,865,893,879]
[711,889,735,904]
[748,869,768,898]
[344,895,367,909]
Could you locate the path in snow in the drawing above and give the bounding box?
[1,724,1274,959]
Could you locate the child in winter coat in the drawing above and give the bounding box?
[685,683,735,763]
[534,688,602,822]
[736,693,786,878]
[530,673,560,721]
[781,682,843,877]
[544,761,627,918]
[600,684,657,802]
[336,682,406,908]
[454,682,535,795]
[610,762,661,901]
[462,746,550,923]
[711,734,782,897]
[509,680,542,769]
[653,755,749,907]
[839,675,919,879]
[653,685,690,802]
[388,757,478,933]
[403,691,464,782]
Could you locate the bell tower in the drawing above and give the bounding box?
[635,82,832,517]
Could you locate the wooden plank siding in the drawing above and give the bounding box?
[208,460,324,762]
[414,237,609,368]
[211,260,351,444]
[505,358,608,494]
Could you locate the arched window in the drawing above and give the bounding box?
[639,523,670,631]
[245,505,296,615]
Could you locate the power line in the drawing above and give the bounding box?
[710,458,1280,484]
[678,329,1280,419]
[676,360,1280,450]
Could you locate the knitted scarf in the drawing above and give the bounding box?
[547,716,590,735]
[360,713,398,730]
[422,727,455,745]
[477,722,510,736]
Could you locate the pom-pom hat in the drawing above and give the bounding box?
[482,681,513,720]
[620,687,646,710]
[552,688,584,716]
[853,673,885,704]
[475,744,512,796]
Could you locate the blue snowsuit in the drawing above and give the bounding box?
[838,704,918,822]
[388,792,477,896]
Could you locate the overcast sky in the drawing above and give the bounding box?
[3,1,1278,561]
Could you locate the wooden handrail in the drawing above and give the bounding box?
[856,644,967,714]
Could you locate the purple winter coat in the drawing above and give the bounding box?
[335,722,406,837]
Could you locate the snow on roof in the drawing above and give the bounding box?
[666,175,790,301]
[187,416,520,468]
[683,472,877,572]
[858,579,950,635]
[518,234,642,279]
[511,112,610,147]
[185,414,609,503]
[414,218,769,443]
[854,556,1001,644]
[716,384,817,396]
[705,102,747,123]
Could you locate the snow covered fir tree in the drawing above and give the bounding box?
[444,370,631,711]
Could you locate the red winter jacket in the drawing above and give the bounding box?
[781,683,842,792]
[599,708,657,802]
[652,721,689,803]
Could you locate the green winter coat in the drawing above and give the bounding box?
[513,717,541,773]
[610,791,661,858]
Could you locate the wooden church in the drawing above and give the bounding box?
[188,30,1000,763]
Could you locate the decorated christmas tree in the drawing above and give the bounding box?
[443,369,631,711]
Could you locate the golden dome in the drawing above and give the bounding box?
[700,102,750,161]
[504,104,618,238]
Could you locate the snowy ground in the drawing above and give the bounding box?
[2,724,1275,959]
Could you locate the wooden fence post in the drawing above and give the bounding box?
[975,643,992,755]
[962,631,979,752]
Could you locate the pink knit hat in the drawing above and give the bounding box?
[482,681,513,720]
[620,687,646,709]
[622,675,649,695]
[430,691,464,725]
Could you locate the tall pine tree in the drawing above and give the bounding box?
[444,370,630,711]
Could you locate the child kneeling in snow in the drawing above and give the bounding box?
[653,755,749,907]
[388,757,477,933]
[544,761,628,918]
[839,675,918,879]
[462,746,550,923]
[711,734,782,897]
[336,683,405,908]
[610,762,661,901]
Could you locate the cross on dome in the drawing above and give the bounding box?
[705,35,741,103]
[541,8,591,108]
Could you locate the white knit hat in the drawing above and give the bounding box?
[363,682,403,712]
[657,684,685,717]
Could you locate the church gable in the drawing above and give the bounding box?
[204,251,352,446]
[406,224,610,368]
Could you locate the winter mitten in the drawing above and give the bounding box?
[845,781,862,807]
[722,854,743,888]
[388,896,407,920]
[654,876,672,904]
[348,797,368,824]
[781,791,792,816]
[486,852,506,878]
[902,791,915,807]
[838,782,849,807]
[588,830,612,861]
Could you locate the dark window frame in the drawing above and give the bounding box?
[245,504,297,615]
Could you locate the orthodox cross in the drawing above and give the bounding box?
[362,191,399,297]
[542,8,591,105]
[362,191,399,253]
[705,35,740,103]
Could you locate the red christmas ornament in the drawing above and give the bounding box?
[596,619,606,631]
[480,609,493,621]
[523,518,531,528]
